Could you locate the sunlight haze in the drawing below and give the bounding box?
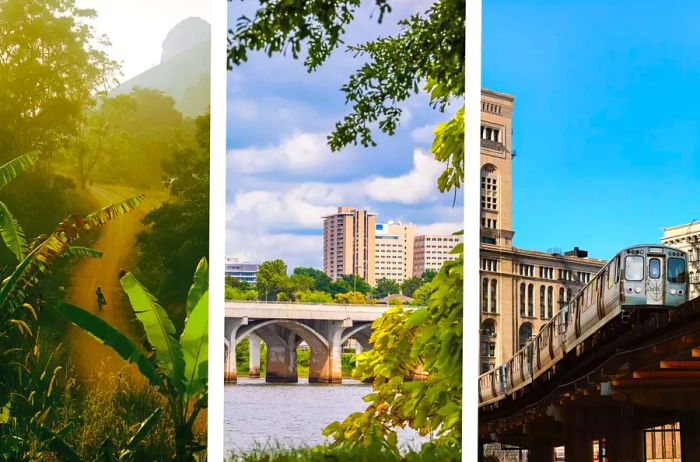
[75,0,210,83]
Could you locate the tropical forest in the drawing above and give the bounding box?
[0,1,210,460]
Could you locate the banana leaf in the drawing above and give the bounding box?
[0,200,27,260]
[125,407,162,451]
[57,303,164,391]
[81,195,145,231]
[180,291,208,401]
[185,257,208,316]
[120,273,185,391]
[59,246,104,259]
[0,150,39,190]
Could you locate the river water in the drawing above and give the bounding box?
[224,377,424,456]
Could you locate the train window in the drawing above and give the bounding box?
[614,256,620,283]
[649,258,661,279]
[625,255,644,281]
[668,258,687,283]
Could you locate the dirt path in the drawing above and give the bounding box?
[66,184,163,384]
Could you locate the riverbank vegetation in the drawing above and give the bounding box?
[225,260,438,305]
[228,0,464,459]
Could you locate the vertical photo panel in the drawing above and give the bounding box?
[0,1,210,459]
[226,0,464,460]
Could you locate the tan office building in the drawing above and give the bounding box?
[661,221,700,300]
[374,221,416,283]
[323,207,376,285]
[479,89,606,373]
[413,234,462,276]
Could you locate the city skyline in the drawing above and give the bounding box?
[483,0,700,263]
[226,0,463,270]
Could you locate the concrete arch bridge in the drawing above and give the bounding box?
[225,301,389,384]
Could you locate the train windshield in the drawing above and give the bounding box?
[668,258,687,283]
[649,258,661,279]
[625,255,644,281]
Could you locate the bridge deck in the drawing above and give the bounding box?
[225,301,392,321]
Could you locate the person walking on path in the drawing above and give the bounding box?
[96,286,107,311]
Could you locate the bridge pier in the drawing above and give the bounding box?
[528,440,554,462]
[224,318,247,383]
[681,414,700,461]
[308,320,345,384]
[564,431,592,462]
[605,417,643,462]
[264,329,298,383]
[248,333,261,378]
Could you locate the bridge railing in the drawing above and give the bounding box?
[224,299,424,309]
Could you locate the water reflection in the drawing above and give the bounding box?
[224,377,424,456]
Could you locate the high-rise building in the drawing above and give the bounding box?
[413,233,462,276]
[323,207,376,285]
[661,221,700,300]
[225,257,258,285]
[374,221,416,283]
[479,89,606,373]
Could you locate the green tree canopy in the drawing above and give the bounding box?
[330,274,372,296]
[335,291,369,305]
[400,277,422,297]
[0,0,119,160]
[373,278,400,299]
[256,259,288,301]
[294,290,334,304]
[136,112,210,328]
[421,269,438,284]
[226,276,252,291]
[293,266,332,293]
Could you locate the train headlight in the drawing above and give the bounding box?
[635,287,642,294]
[671,289,677,295]
[679,289,684,295]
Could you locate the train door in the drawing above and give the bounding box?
[647,255,665,305]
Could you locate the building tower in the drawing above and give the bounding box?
[323,207,376,285]
[374,221,416,284]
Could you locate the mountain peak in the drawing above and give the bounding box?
[161,17,210,64]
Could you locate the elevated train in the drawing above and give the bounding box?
[479,245,688,407]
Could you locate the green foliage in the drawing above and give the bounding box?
[0,0,118,159]
[373,278,400,299]
[330,274,372,296]
[341,353,356,376]
[136,112,210,328]
[410,283,434,306]
[432,106,464,195]
[324,243,463,454]
[420,269,438,284]
[226,443,460,462]
[255,259,288,301]
[59,258,209,461]
[296,348,310,368]
[294,290,333,304]
[335,291,370,305]
[226,286,258,301]
[292,267,332,293]
[228,0,391,71]
[226,276,252,291]
[399,277,421,298]
[387,297,404,306]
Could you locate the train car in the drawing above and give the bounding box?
[478,245,688,409]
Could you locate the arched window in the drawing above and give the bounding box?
[559,287,565,308]
[481,319,496,337]
[480,165,498,211]
[527,284,534,317]
[490,279,498,313]
[539,286,545,318]
[519,322,533,350]
[567,288,573,303]
[547,286,554,318]
[482,278,488,313]
[519,282,526,316]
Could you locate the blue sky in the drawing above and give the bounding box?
[483,0,700,261]
[227,0,463,269]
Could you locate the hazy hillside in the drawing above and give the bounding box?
[111,17,210,118]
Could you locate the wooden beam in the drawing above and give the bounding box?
[660,360,700,369]
[613,377,700,387]
[633,370,700,379]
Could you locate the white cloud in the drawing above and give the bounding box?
[364,149,442,204]
[228,131,352,174]
[416,221,463,235]
[410,124,435,144]
[229,190,337,228]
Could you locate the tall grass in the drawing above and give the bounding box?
[226,443,461,462]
